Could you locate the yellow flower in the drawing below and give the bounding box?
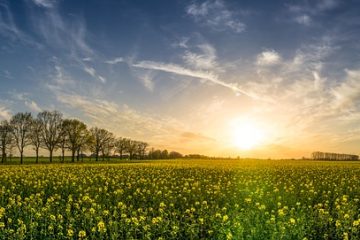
[336,220,341,228]
[223,215,229,222]
[289,218,296,224]
[97,221,106,233]
[353,220,360,227]
[0,222,5,228]
[78,230,86,238]
[67,229,74,237]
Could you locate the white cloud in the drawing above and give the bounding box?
[10,92,42,112]
[25,100,42,112]
[32,0,56,8]
[186,0,246,33]
[83,66,106,83]
[256,50,282,66]
[136,72,155,92]
[0,106,11,120]
[30,1,93,57]
[183,43,217,70]
[0,2,37,45]
[132,60,263,100]
[105,57,124,65]
[295,15,311,26]
[332,69,360,109]
[288,0,339,26]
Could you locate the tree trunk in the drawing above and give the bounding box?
[95,151,98,161]
[49,149,53,163]
[62,148,65,162]
[71,150,75,163]
[36,148,39,164]
[76,148,80,162]
[20,151,23,164]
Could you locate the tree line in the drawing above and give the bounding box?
[312,151,359,161]
[0,111,182,164]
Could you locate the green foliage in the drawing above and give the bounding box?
[0,159,359,239]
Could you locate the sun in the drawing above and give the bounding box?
[231,120,265,150]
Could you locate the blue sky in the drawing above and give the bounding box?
[1,0,360,157]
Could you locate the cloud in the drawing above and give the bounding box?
[25,100,42,112]
[0,106,11,120]
[135,71,155,92]
[11,92,42,112]
[105,57,124,65]
[183,43,217,70]
[32,0,56,8]
[29,0,93,57]
[288,0,339,26]
[295,14,311,26]
[0,1,37,45]
[180,131,215,143]
[186,0,245,33]
[83,66,106,83]
[48,88,187,147]
[132,60,262,100]
[256,50,282,66]
[2,70,13,79]
[332,69,360,109]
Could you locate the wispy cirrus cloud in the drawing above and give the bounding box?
[11,92,42,112]
[83,65,106,83]
[29,0,93,57]
[132,60,263,100]
[105,57,124,65]
[32,0,56,8]
[186,0,246,33]
[288,0,340,26]
[0,1,38,45]
[183,43,217,70]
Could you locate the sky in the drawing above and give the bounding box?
[1,0,360,158]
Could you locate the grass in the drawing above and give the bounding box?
[0,159,359,239]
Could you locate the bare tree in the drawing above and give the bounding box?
[63,119,88,162]
[101,136,115,161]
[115,137,128,159]
[29,119,42,164]
[125,140,138,160]
[137,141,148,159]
[89,127,114,161]
[0,120,13,163]
[10,112,32,164]
[58,124,68,163]
[37,111,63,163]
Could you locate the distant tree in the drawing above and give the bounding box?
[58,123,68,163]
[150,149,162,159]
[29,118,42,163]
[0,120,13,163]
[115,137,128,159]
[62,119,88,162]
[89,127,114,161]
[169,151,183,159]
[125,140,138,160]
[137,141,148,159]
[10,112,32,164]
[161,149,169,159]
[37,111,63,163]
[101,135,115,161]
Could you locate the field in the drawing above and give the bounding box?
[0,159,360,239]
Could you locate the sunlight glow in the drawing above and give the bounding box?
[231,119,265,150]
